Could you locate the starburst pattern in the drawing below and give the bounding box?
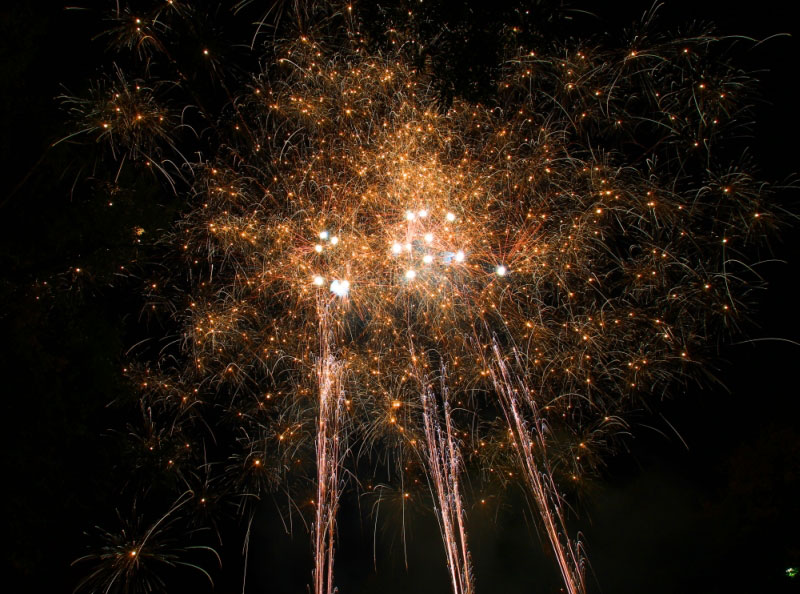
[65,2,782,593]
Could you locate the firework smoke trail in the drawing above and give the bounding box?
[418,369,474,594]
[487,341,585,594]
[313,298,346,594]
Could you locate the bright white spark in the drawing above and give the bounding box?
[330,279,350,297]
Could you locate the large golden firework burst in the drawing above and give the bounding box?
[66,2,782,593]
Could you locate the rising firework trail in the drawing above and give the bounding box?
[312,299,346,594]
[418,366,474,594]
[486,339,585,594]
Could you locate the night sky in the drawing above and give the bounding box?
[1,1,799,593]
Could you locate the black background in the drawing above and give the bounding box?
[1,1,799,593]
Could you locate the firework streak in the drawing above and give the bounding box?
[418,368,474,594]
[486,341,585,594]
[313,300,346,594]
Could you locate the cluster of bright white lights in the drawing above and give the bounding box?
[311,209,507,296]
[395,207,469,282]
[315,230,340,253]
[313,230,348,296]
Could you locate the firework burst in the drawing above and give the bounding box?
[65,2,784,592]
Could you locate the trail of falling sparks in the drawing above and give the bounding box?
[313,299,346,594]
[487,341,585,594]
[419,370,474,594]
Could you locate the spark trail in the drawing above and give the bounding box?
[419,369,474,594]
[487,341,585,594]
[313,300,346,594]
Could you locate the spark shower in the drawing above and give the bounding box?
[65,2,784,592]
